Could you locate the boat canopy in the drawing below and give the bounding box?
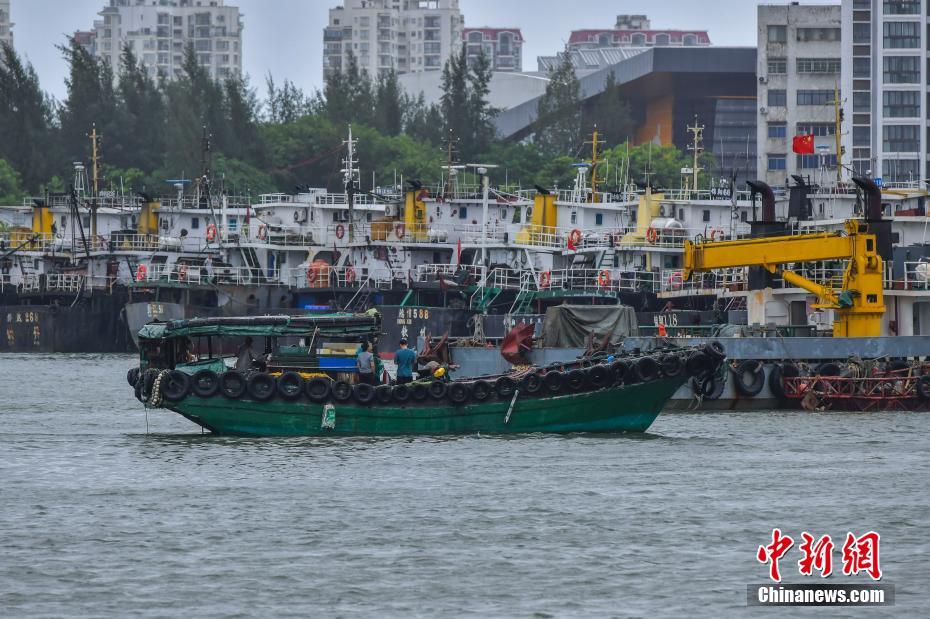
[137,312,381,341]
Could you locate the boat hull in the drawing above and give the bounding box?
[163,377,684,437]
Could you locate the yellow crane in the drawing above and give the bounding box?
[682,219,885,337]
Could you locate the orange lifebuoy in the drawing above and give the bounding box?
[539,270,551,290]
[709,228,720,241]
[345,267,357,284]
[395,223,406,238]
[205,223,217,242]
[335,223,345,240]
[136,264,148,282]
[416,189,430,202]
[178,264,188,282]
[597,269,610,287]
[257,224,267,241]
[567,228,582,250]
[306,264,317,284]
[646,227,658,244]
[669,271,683,289]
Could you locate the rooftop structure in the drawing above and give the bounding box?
[323,0,464,78]
[463,27,523,72]
[0,0,12,48]
[567,14,710,51]
[78,0,243,81]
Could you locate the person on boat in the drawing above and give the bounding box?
[236,336,259,371]
[357,341,377,385]
[394,338,416,385]
[178,337,197,364]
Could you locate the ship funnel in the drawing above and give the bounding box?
[852,176,883,221]
[746,180,775,222]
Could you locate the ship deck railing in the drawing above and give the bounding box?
[0,231,167,254]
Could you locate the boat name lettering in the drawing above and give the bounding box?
[654,314,679,327]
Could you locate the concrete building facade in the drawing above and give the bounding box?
[0,0,12,48]
[841,0,925,184]
[567,14,710,51]
[78,0,243,81]
[323,0,464,78]
[757,3,842,187]
[463,27,522,72]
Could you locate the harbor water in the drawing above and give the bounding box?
[1,354,927,617]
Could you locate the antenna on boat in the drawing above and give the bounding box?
[342,125,360,243]
[686,115,704,194]
[584,127,605,203]
[467,163,499,267]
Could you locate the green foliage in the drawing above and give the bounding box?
[584,72,636,149]
[599,142,717,190]
[440,46,497,161]
[536,51,582,156]
[0,158,23,204]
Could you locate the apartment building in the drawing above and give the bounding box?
[323,0,464,78]
[463,27,522,72]
[841,0,924,183]
[77,0,243,81]
[567,14,710,51]
[757,3,842,187]
[0,0,12,48]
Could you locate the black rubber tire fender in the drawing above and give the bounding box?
[391,383,411,403]
[353,383,375,405]
[916,375,930,401]
[692,374,725,400]
[886,360,909,374]
[471,380,492,401]
[565,369,588,391]
[374,384,393,404]
[305,376,331,403]
[685,351,712,378]
[410,382,430,401]
[635,357,660,382]
[521,373,543,395]
[127,367,140,387]
[769,363,800,400]
[732,360,765,397]
[219,371,247,399]
[703,341,726,361]
[331,380,353,402]
[246,373,276,402]
[276,371,305,401]
[661,354,684,378]
[610,360,630,385]
[142,369,158,399]
[428,380,448,400]
[495,376,517,398]
[447,382,470,405]
[815,362,841,376]
[587,364,612,389]
[542,371,564,394]
[191,369,220,398]
[160,370,191,402]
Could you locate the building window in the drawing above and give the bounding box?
[796,58,840,74]
[883,21,920,48]
[767,57,787,74]
[768,89,787,107]
[853,57,871,78]
[883,124,920,151]
[853,91,871,112]
[702,209,711,222]
[767,25,787,43]
[797,154,837,169]
[853,23,870,43]
[853,126,870,146]
[882,158,920,180]
[883,90,920,117]
[797,90,837,106]
[883,55,920,83]
[654,33,670,46]
[631,33,646,45]
[883,1,921,15]
[191,217,200,229]
[768,155,787,171]
[796,28,840,42]
[796,123,836,137]
[768,122,787,138]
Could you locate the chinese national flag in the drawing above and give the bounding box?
[793,134,815,154]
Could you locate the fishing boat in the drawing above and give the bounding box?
[127,313,725,436]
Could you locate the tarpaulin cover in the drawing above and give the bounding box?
[138,313,380,341]
[541,305,639,348]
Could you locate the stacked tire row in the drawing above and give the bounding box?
[127,343,725,408]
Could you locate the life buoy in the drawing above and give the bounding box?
[136,264,148,281]
[306,264,317,284]
[345,267,357,284]
[539,270,551,290]
[597,269,610,287]
[335,223,345,240]
[709,228,720,241]
[668,271,683,289]
[205,223,217,242]
[257,224,267,241]
[416,189,429,202]
[646,227,658,244]
[394,223,406,238]
[567,228,582,250]
[178,264,188,282]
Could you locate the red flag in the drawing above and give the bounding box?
[792,134,815,155]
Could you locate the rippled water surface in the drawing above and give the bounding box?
[1,354,928,617]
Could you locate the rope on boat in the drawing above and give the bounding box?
[504,389,521,424]
[147,370,171,408]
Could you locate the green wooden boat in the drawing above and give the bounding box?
[128,314,723,437]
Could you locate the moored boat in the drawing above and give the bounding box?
[127,313,725,436]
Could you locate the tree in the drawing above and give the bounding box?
[403,93,443,146]
[439,45,470,155]
[0,159,23,204]
[374,70,403,136]
[59,37,118,167]
[112,45,166,172]
[224,76,264,163]
[265,74,310,124]
[584,71,635,149]
[466,50,496,158]
[535,50,581,156]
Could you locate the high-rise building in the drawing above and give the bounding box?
[841,0,924,183]
[323,0,464,78]
[0,0,13,48]
[566,14,710,50]
[757,4,842,187]
[463,28,522,72]
[78,0,243,81]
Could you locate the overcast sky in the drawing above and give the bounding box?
[11,0,839,101]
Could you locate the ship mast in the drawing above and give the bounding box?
[342,125,359,243]
[686,116,704,193]
[585,127,605,203]
[834,81,843,185]
[89,125,100,238]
